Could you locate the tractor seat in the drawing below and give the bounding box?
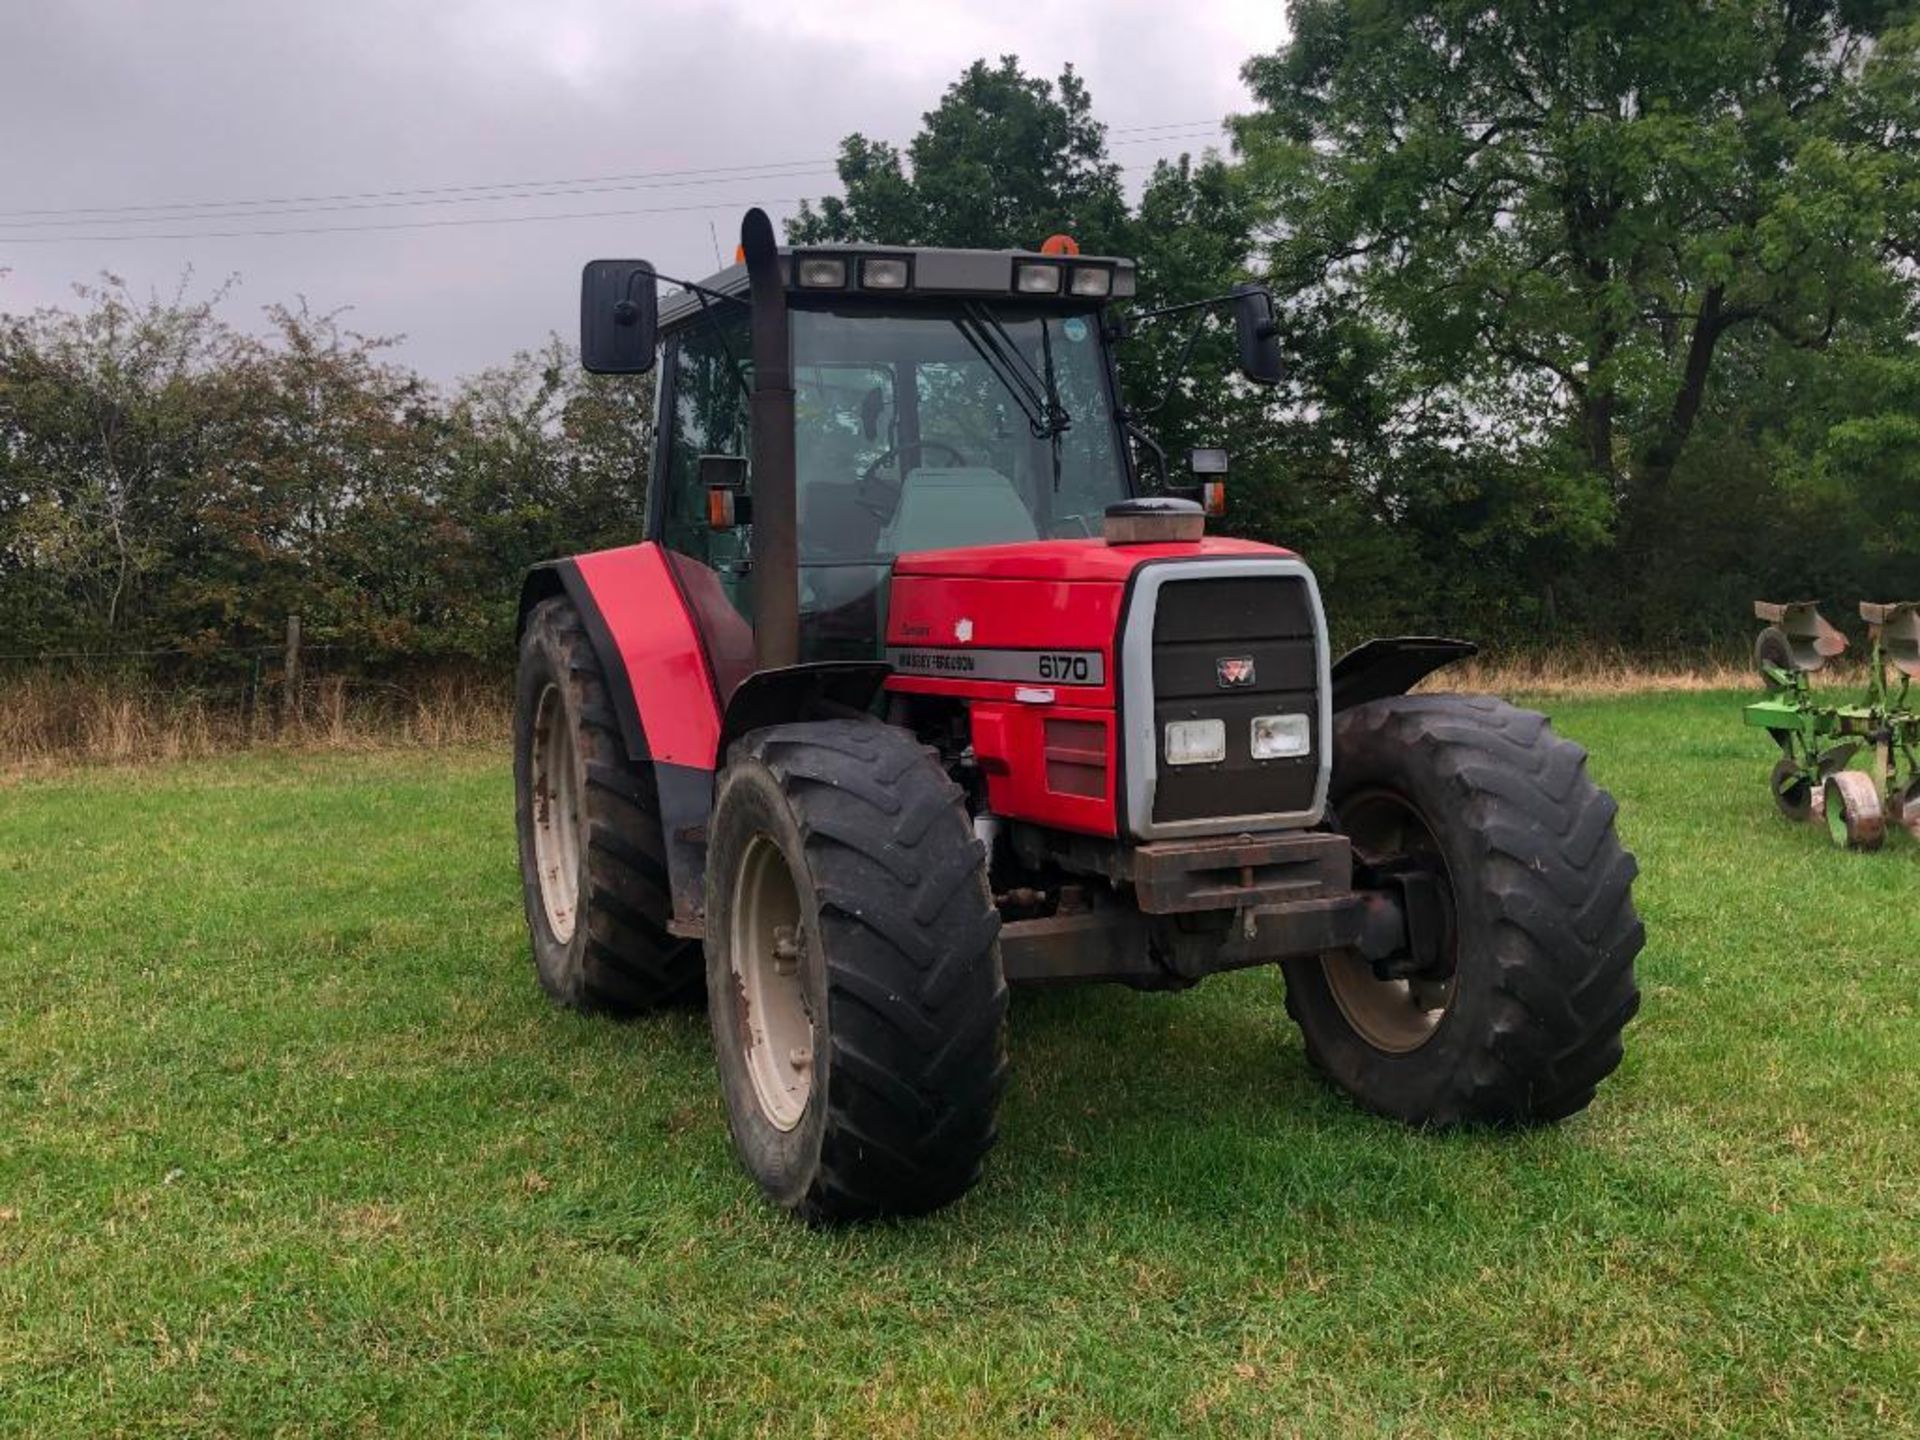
[882,467,1038,556]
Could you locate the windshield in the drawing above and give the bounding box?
[788,302,1130,658]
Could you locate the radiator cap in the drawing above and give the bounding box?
[1104,496,1205,545]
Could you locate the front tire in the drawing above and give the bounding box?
[1283,695,1643,1125]
[513,597,701,1013]
[705,720,1007,1223]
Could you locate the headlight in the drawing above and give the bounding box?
[1068,266,1111,297]
[796,256,847,288]
[1164,718,1226,766]
[1250,713,1311,760]
[860,256,909,290]
[1014,262,1062,294]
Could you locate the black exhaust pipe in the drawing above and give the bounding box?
[740,207,798,672]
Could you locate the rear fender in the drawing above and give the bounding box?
[1331,637,1477,713]
[520,543,732,935]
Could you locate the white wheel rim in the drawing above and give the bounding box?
[1322,788,1456,1054]
[530,682,582,944]
[729,833,815,1131]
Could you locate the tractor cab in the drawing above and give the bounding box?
[579,219,1280,676]
[649,255,1134,662]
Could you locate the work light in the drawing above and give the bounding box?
[1014,262,1062,294]
[796,256,848,288]
[860,257,910,290]
[1068,266,1112,297]
[1164,718,1226,766]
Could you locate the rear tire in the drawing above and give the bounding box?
[514,596,702,1013]
[705,720,1007,1223]
[1283,695,1643,1126]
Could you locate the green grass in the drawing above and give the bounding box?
[2,692,1916,1437]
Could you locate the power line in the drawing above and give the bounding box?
[0,120,1225,225]
[0,166,844,232]
[0,125,1210,232]
[0,195,817,244]
[0,125,1231,247]
[0,160,841,225]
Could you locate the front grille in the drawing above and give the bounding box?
[1149,574,1320,826]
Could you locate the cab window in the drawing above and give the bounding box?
[659,308,752,595]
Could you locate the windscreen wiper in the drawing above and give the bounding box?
[951,314,1049,436]
[955,305,1071,440]
[1037,315,1067,493]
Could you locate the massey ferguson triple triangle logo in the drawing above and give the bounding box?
[1216,655,1257,688]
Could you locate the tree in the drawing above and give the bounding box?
[790,57,1132,254]
[0,275,260,653]
[0,279,652,668]
[1237,1,1920,568]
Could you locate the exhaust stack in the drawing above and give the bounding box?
[741,208,799,672]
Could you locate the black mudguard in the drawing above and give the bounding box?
[1331,637,1478,713]
[717,662,893,762]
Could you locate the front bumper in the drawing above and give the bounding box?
[998,830,1413,986]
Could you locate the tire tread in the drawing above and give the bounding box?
[1288,694,1642,1125]
[736,719,1007,1222]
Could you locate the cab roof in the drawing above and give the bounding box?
[659,244,1138,330]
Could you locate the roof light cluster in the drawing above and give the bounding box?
[792,251,1115,299]
[1006,261,1113,297]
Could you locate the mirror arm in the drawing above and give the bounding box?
[652,271,752,309]
[1121,415,1171,493]
[1132,313,1210,419]
[1125,290,1254,325]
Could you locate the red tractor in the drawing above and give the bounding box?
[514,209,1643,1223]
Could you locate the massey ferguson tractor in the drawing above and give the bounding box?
[512,208,1644,1223]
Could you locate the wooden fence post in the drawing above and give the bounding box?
[284,614,302,730]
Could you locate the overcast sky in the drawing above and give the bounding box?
[0,1,1288,383]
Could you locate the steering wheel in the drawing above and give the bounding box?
[856,440,972,520]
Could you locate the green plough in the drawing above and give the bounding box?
[1745,601,1920,849]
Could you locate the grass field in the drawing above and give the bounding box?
[2,691,1915,1437]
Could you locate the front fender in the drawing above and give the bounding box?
[717,662,893,762]
[1330,637,1477,713]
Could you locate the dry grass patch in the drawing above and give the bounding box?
[0,669,508,769]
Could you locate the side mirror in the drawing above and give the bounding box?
[1233,283,1283,386]
[701,454,751,530]
[580,259,658,374]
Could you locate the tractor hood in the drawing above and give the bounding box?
[890,535,1292,584]
[883,535,1327,844]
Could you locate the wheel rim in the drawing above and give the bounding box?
[1322,789,1458,1054]
[729,833,815,1131]
[530,682,582,944]
[1825,771,1885,850]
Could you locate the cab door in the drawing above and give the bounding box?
[651,307,757,699]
